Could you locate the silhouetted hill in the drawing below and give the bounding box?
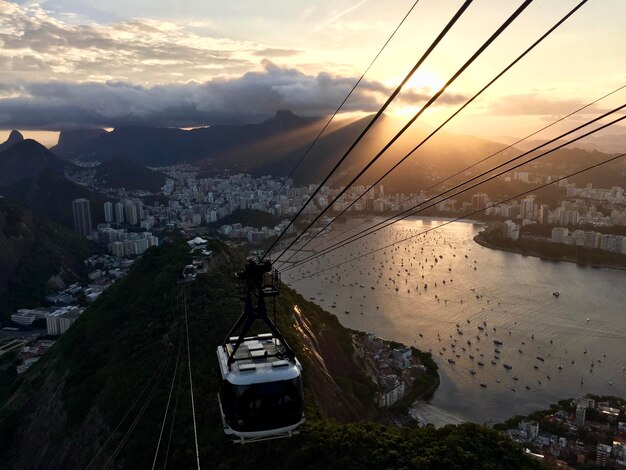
[56,110,317,166]
[0,130,24,152]
[0,198,98,319]
[1,169,110,229]
[0,241,541,469]
[93,156,166,192]
[0,139,74,187]
[51,128,108,158]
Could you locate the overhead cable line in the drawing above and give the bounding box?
[265,0,422,209]
[183,289,201,470]
[103,342,174,470]
[272,0,534,265]
[277,0,589,267]
[289,151,626,282]
[84,345,170,470]
[162,342,184,469]
[283,106,626,271]
[151,327,183,470]
[261,0,475,260]
[305,79,625,253]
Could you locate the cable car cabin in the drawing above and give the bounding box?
[217,332,304,443]
[181,264,197,282]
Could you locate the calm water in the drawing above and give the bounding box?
[283,217,626,423]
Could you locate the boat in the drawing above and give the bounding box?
[503,364,512,370]
[553,292,560,297]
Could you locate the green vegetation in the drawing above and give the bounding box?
[0,240,543,469]
[391,348,440,415]
[0,199,99,320]
[476,224,626,269]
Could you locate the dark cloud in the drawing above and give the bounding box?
[0,60,468,130]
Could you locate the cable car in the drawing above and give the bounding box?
[181,264,197,282]
[217,254,304,443]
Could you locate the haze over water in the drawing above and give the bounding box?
[285,217,626,423]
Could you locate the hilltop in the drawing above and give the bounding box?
[0,240,542,469]
[0,130,24,153]
[0,139,74,187]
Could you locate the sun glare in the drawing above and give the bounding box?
[404,69,444,92]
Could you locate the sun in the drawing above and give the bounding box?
[404,69,444,92]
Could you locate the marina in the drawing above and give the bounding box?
[286,217,626,423]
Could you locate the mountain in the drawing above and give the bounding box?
[0,130,24,152]
[93,156,166,192]
[0,198,98,319]
[0,241,539,469]
[51,128,108,158]
[0,169,111,229]
[45,111,518,192]
[52,110,318,166]
[0,139,74,187]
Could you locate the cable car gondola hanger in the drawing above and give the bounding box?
[216,252,304,444]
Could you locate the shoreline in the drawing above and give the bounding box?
[473,230,626,272]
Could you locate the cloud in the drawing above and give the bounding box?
[0,1,267,83]
[252,48,302,58]
[0,60,389,129]
[0,1,468,130]
[489,94,597,116]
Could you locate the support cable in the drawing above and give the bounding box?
[265,0,423,209]
[183,289,201,470]
[273,0,533,264]
[151,326,183,469]
[302,80,624,255]
[277,0,589,267]
[261,0,475,260]
[290,151,626,282]
[284,107,626,271]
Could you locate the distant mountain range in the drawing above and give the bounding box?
[53,110,316,166]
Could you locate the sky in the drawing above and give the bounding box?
[1,0,625,147]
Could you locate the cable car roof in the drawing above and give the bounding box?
[217,334,302,386]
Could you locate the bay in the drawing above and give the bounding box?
[284,217,626,423]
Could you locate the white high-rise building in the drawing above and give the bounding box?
[115,202,125,224]
[103,202,113,223]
